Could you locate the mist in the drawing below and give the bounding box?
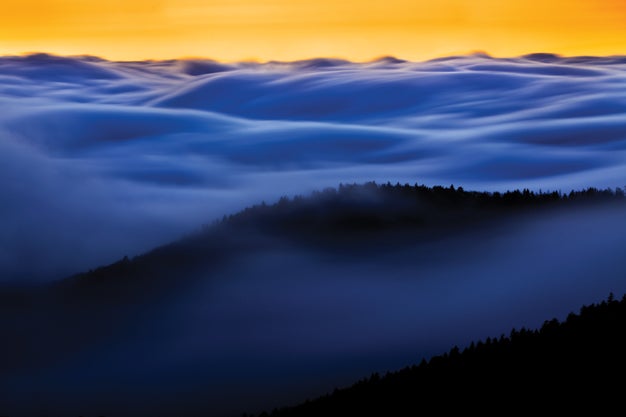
[1,202,624,416]
[1,53,626,281]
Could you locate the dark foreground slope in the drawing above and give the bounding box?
[260,294,626,416]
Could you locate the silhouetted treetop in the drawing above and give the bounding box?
[219,182,625,239]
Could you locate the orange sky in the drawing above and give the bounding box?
[1,0,625,61]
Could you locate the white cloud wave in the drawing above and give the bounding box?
[1,52,625,280]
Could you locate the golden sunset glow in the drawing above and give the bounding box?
[1,0,625,61]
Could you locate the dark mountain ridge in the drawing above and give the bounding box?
[62,182,626,294]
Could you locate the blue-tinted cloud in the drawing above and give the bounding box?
[1,53,625,281]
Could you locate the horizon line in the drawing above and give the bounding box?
[2,50,625,65]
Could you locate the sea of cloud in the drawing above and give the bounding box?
[1,52,626,281]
